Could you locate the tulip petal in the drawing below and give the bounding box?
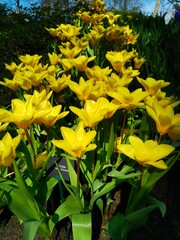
[145,160,167,169]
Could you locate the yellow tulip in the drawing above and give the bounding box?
[69,56,96,71]
[5,62,23,75]
[33,151,47,169]
[70,36,89,51]
[46,74,71,93]
[118,136,174,169]
[36,104,69,128]
[0,122,9,131]
[106,50,135,73]
[70,97,111,128]
[59,46,82,59]
[105,12,120,25]
[76,11,92,25]
[90,0,106,12]
[134,57,145,69]
[0,98,35,129]
[59,58,72,71]
[137,77,170,96]
[48,52,61,66]
[168,125,180,141]
[87,29,104,45]
[0,78,19,91]
[52,121,97,158]
[0,132,21,167]
[25,90,68,127]
[108,87,149,110]
[85,66,112,82]
[146,101,180,136]
[19,54,42,67]
[69,77,94,102]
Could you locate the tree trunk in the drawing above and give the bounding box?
[153,0,161,17]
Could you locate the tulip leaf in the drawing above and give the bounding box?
[93,179,106,192]
[106,122,115,163]
[72,212,92,240]
[96,197,104,217]
[66,155,77,187]
[90,179,122,208]
[51,194,82,226]
[107,205,157,240]
[147,195,166,218]
[22,220,42,240]
[36,177,59,206]
[5,188,41,222]
[18,140,34,178]
[108,170,141,180]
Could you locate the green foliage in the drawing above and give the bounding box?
[124,12,180,96]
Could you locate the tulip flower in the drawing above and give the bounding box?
[0,90,52,129]
[137,77,170,96]
[0,122,9,132]
[35,104,69,128]
[85,66,112,82]
[0,132,21,167]
[90,0,106,12]
[59,46,82,59]
[70,97,111,128]
[5,62,23,75]
[33,151,47,169]
[19,54,42,67]
[69,77,94,102]
[108,87,149,110]
[48,53,61,66]
[168,125,180,141]
[106,50,135,73]
[146,101,180,136]
[52,121,97,158]
[46,74,71,93]
[0,78,19,91]
[0,98,35,129]
[118,136,175,169]
[87,29,104,45]
[25,90,68,127]
[105,12,120,25]
[69,56,96,71]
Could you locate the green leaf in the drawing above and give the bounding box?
[90,179,122,208]
[147,195,166,218]
[22,220,42,240]
[93,179,105,192]
[36,177,59,206]
[106,122,115,163]
[107,205,157,240]
[108,170,141,180]
[5,188,41,222]
[72,212,92,240]
[51,194,82,228]
[66,155,77,187]
[13,161,41,217]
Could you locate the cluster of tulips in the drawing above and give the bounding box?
[0,0,179,239]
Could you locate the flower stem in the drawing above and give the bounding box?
[120,110,127,141]
[158,134,162,145]
[25,128,36,168]
[77,157,81,189]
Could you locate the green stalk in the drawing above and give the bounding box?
[120,110,127,141]
[25,128,36,168]
[77,157,81,190]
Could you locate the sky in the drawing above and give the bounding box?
[0,0,173,15]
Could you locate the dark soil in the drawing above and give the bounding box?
[0,161,180,240]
